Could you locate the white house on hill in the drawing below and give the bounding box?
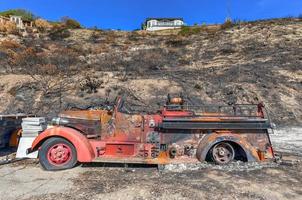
[144,18,184,31]
[10,15,33,29]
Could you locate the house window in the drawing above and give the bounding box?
[175,20,182,25]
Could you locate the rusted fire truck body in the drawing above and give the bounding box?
[28,97,275,170]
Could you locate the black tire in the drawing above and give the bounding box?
[39,137,77,171]
[208,142,235,165]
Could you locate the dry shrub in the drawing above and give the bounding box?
[0,40,21,49]
[204,25,221,36]
[221,19,233,30]
[0,22,5,32]
[5,21,18,34]
[0,21,18,34]
[121,45,130,51]
[11,47,81,94]
[120,48,179,75]
[165,37,190,47]
[105,32,117,44]
[12,47,80,74]
[10,47,38,68]
[34,19,52,31]
[51,22,64,29]
[48,26,70,40]
[38,63,58,75]
[92,44,109,54]
[95,52,125,71]
[178,24,223,37]
[89,30,102,42]
[128,31,141,41]
[48,48,81,73]
[79,75,103,93]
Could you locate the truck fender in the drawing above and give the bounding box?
[31,127,95,162]
[196,133,260,162]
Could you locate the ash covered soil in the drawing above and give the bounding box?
[0,127,301,200]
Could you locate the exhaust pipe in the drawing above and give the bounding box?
[51,117,70,126]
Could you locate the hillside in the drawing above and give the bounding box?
[0,18,301,125]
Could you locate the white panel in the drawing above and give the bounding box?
[16,137,38,159]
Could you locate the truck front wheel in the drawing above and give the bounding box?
[39,137,77,171]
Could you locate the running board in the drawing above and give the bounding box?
[93,157,148,164]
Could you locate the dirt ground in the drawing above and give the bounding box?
[0,127,301,200]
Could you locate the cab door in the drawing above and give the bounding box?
[101,111,143,143]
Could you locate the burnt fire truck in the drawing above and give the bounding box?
[27,96,276,171]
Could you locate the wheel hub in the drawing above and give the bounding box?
[212,143,235,165]
[47,143,72,166]
[218,149,225,156]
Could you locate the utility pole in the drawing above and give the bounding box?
[226,0,232,21]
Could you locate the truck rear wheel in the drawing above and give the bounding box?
[39,137,77,171]
[209,142,235,165]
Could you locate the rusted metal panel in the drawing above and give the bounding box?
[105,144,135,156]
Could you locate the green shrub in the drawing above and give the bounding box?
[61,17,81,29]
[0,9,36,21]
[178,26,202,36]
[65,19,81,29]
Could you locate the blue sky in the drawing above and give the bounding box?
[0,0,301,30]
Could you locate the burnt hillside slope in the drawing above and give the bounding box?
[0,18,301,125]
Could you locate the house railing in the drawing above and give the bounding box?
[149,24,183,28]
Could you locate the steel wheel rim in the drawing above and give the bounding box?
[47,143,72,166]
[212,143,235,164]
